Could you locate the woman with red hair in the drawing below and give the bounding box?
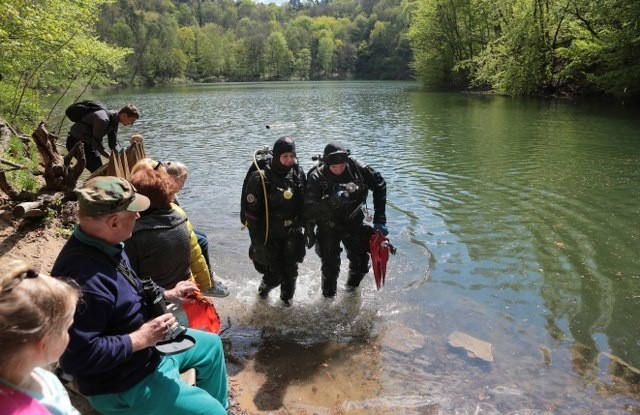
[125,168,191,289]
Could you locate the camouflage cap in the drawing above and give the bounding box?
[77,176,150,216]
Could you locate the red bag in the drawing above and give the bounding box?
[369,229,396,290]
[182,291,221,334]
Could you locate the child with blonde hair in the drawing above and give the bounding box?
[0,259,81,415]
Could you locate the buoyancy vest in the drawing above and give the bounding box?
[243,160,306,241]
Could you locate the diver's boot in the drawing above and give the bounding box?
[258,282,273,299]
[343,285,357,293]
[321,274,338,298]
[280,277,296,307]
[345,272,366,292]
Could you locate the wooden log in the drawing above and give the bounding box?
[12,195,53,218]
[32,121,63,167]
[0,158,26,169]
[13,201,46,218]
[0,171,34,201]
[32,121,64,191]
[62,141,85,193]
[0,171,19,199]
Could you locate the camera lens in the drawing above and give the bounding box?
[142,278,167,317]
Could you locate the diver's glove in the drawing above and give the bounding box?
[373,223,388,236]
[304,223,316,249]
[251,244,270,266]
[325,196,341,209]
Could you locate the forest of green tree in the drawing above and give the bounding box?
[1,0,638,130]
[92,0,414,84]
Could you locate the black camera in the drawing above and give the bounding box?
[141,278,194,355]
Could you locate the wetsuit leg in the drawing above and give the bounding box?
[279,259,297,304]
[250,243,276,297]
[280,231,304,303]
[343,226,370,288]
[257,239,285,297]
[316,227,342,297]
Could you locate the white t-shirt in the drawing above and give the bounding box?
[28,367,80,415]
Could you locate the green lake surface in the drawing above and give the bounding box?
[92,81,640,414]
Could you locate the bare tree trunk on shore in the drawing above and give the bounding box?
[31,121,84,193]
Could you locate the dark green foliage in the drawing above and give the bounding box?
[409,0,640,98]
[92,0,415,84]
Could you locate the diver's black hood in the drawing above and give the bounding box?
[271,136,296,174]
[323,142,349,165]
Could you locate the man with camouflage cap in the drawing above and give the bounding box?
[51,176,229,415]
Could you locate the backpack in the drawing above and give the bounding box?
[240,146,272,226]
[65,100,108,122]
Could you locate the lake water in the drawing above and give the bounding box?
[93,81,640,414]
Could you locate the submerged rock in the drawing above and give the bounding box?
[381,321,426,353]
[447,331,494,362]
[600,351,640,383]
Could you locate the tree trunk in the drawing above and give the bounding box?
[0,119,11,154]
[31,121,84,193]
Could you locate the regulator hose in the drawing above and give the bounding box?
[252,148,270,245]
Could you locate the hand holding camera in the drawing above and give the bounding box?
[141,278,194,354]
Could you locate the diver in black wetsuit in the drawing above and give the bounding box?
[303,142,387,298]
[242,136,307,306]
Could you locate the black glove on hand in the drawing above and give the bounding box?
[304,223,316,249]
[326,194,347,209]
[373,223,388,236]
[252,244,270,266]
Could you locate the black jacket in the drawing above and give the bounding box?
[69,109,119,154]
[303,157,386,229]
[244,162,306,244]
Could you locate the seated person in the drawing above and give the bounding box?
[165,160,229,297]
[131,158,228,297]
[129,133,144,145]
[51,176,228,415]
[125,168,192,289]
[0,259,81,415]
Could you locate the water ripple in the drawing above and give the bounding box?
[94,83,640,413]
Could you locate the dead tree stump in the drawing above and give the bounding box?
[31,121,84,193]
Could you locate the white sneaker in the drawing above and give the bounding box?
[203,279,230,298]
